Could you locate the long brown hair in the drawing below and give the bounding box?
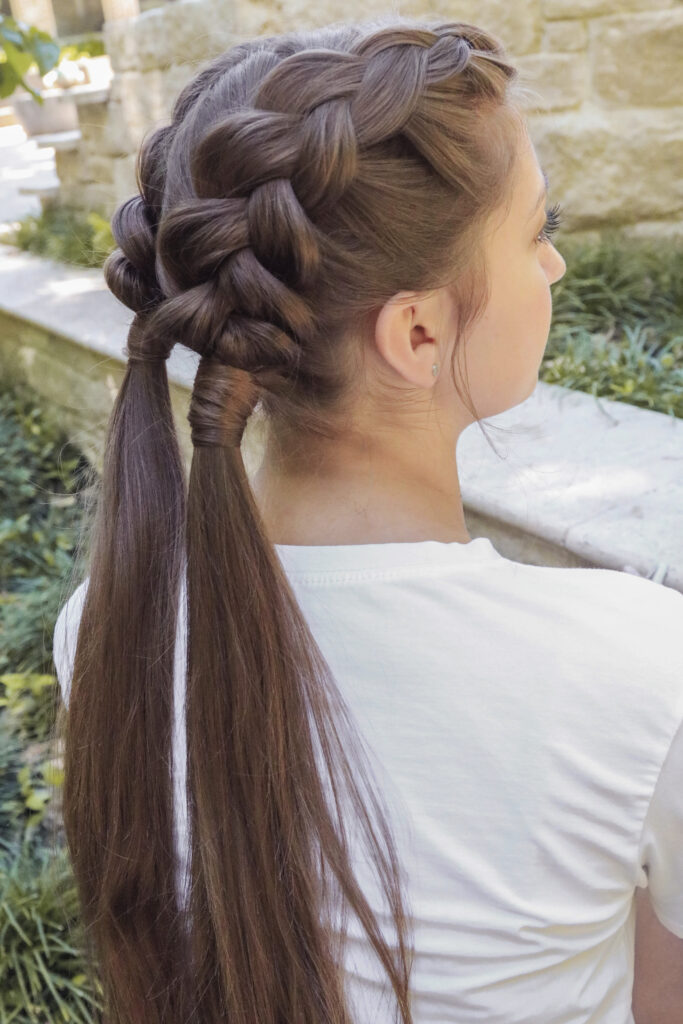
[55,15,526,1023]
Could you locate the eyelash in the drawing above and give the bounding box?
[536,201,563,245]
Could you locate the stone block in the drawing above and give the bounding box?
[543,0,672,19]
[104,5,172,72]
[529,105,683,229]
[542,18,588,52]
[112,67,181,126]
[102,64,204,161]
[76,100,110,133]
[163,0,237,67]
[228,0,540,56]
[516,53,588,111]
[112,154,139,202]
[104,0,237,73]
[78,153,116,189]
[103,17,137,73]
[58,179,115,214]
[54,147,83,184]
[161,63,203,117]
[101,100,143,158]
[590,9,683,107]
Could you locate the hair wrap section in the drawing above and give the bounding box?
[125,311,174,366]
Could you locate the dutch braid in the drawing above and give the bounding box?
[102,42,266,366]
[145,25,509,446]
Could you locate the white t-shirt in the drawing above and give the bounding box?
[52,536,683,1024]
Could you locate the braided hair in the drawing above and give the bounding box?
[59,15,524,1024]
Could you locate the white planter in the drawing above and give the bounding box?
[9,57,112,138]
[10,91,80,137]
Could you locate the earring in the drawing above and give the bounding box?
[431,362,440,377]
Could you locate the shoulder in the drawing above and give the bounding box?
[571,565,681,669]
[564,566,683,738]
[497,558,683,710]
[516,559,682,642]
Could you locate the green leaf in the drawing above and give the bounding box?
[0,61,22,99]
[2,899,31,945]
[24,29,60,75]
[0,17,25,49]
[1,36,33,78]
[34,948,73,1017]
[24,791,50,811]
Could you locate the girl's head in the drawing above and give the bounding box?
[108,15,559,464]
[60,16,549,1024]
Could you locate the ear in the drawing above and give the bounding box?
[374,291,440,388]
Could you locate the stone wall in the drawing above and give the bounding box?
[56,0,683,242]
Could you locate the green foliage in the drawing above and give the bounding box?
[59,34,106,62]
[0,382,89,678]
[0,375,80,841]
[0,672,59,745]
[0,721,24,839]
[0,374,100,1020]
[539,231,683,418]
[0,716,59,843]
[0,836,103,1023]
[549,229,683,333]
[2,205,116,269]
[541,324,683,417]
[0,14,60,101]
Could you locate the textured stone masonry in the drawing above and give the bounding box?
[53,0,683,242]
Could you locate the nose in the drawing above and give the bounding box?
[550,245,566,284]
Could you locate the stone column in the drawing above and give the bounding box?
[8,0,58,36]
[100,0,139,21]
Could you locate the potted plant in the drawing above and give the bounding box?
[0,14,78,137]
[0,14,60,102]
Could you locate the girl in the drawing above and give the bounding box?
[52,14,683,1024]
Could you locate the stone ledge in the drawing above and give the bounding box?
[457,383,680,588]
[11,84,112,108]
[34,130,82,151]
[17,182,60,198]
[0,242,680,592]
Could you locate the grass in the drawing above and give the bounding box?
[0,833,103,1023]
[537,228,683,418]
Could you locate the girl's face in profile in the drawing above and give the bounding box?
[459,133,567,421]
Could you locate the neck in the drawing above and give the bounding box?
[250,445,472,547]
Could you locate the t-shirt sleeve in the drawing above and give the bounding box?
[52,578,89,710]
[636,713,683,938]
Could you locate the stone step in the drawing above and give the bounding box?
[33,130,82,151]
[17,182,61,198]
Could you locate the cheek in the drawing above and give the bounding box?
[459,259,551,411]
[509,252,553,341]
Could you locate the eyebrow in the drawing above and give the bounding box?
[528,169,550,221]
